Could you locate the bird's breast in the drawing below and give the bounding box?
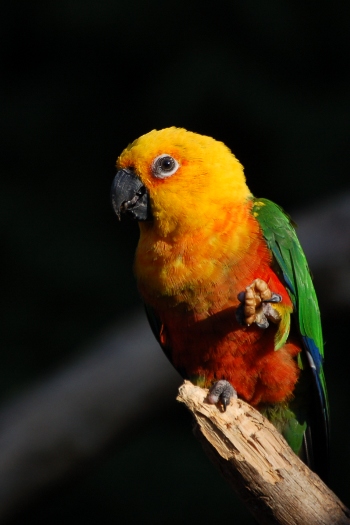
[135,204,269,310]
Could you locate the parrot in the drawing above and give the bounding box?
[111,127,330,481]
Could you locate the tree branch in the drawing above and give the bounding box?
[177,380,350,525]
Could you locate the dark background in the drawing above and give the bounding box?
[2,1,350,523]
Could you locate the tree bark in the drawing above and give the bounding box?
[177,380,350,525]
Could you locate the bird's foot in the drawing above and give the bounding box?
[207,380,237,411]
[236,278,282,328]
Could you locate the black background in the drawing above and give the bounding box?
[2,1,350,523]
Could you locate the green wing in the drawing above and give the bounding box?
[252,198,330,480]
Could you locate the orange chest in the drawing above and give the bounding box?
[136,211,273,311]
[158,258,289,359]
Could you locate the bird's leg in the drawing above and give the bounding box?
[236,278,282,328]
[207,380,237,411]
[208,281,282,411]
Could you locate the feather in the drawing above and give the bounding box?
[252,197,330,480]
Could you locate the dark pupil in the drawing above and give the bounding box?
[160,157,174,171]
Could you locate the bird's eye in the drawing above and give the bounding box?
[152,154,179,179]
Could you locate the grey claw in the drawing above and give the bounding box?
[256,317,269,329]
[235,303,245,325]
[265,293,282,303]
[262,302,281,324]
[237,291,246,303]
[207,380,237,411]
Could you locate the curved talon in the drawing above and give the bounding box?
[236,279,282,328]
[255,316,269,329]
[207,380,237,411]
[266,293,282,304]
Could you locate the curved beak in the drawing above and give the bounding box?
[111,169,152,221]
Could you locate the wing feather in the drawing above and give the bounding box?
[252,197,330,479]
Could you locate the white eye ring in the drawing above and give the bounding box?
[152,154,179,179]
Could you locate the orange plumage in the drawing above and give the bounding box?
[116,128,300,407]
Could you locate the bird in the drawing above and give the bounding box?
[111,127,329,481]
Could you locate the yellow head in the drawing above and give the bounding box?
[114,127,251,237]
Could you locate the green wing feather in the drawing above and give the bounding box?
[252,197,330,480]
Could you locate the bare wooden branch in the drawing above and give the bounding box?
[177,380,350,525]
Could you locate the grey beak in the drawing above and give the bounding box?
[111,169,151,221]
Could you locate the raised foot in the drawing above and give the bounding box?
[207,380,237,411]
[236,278,282,328]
